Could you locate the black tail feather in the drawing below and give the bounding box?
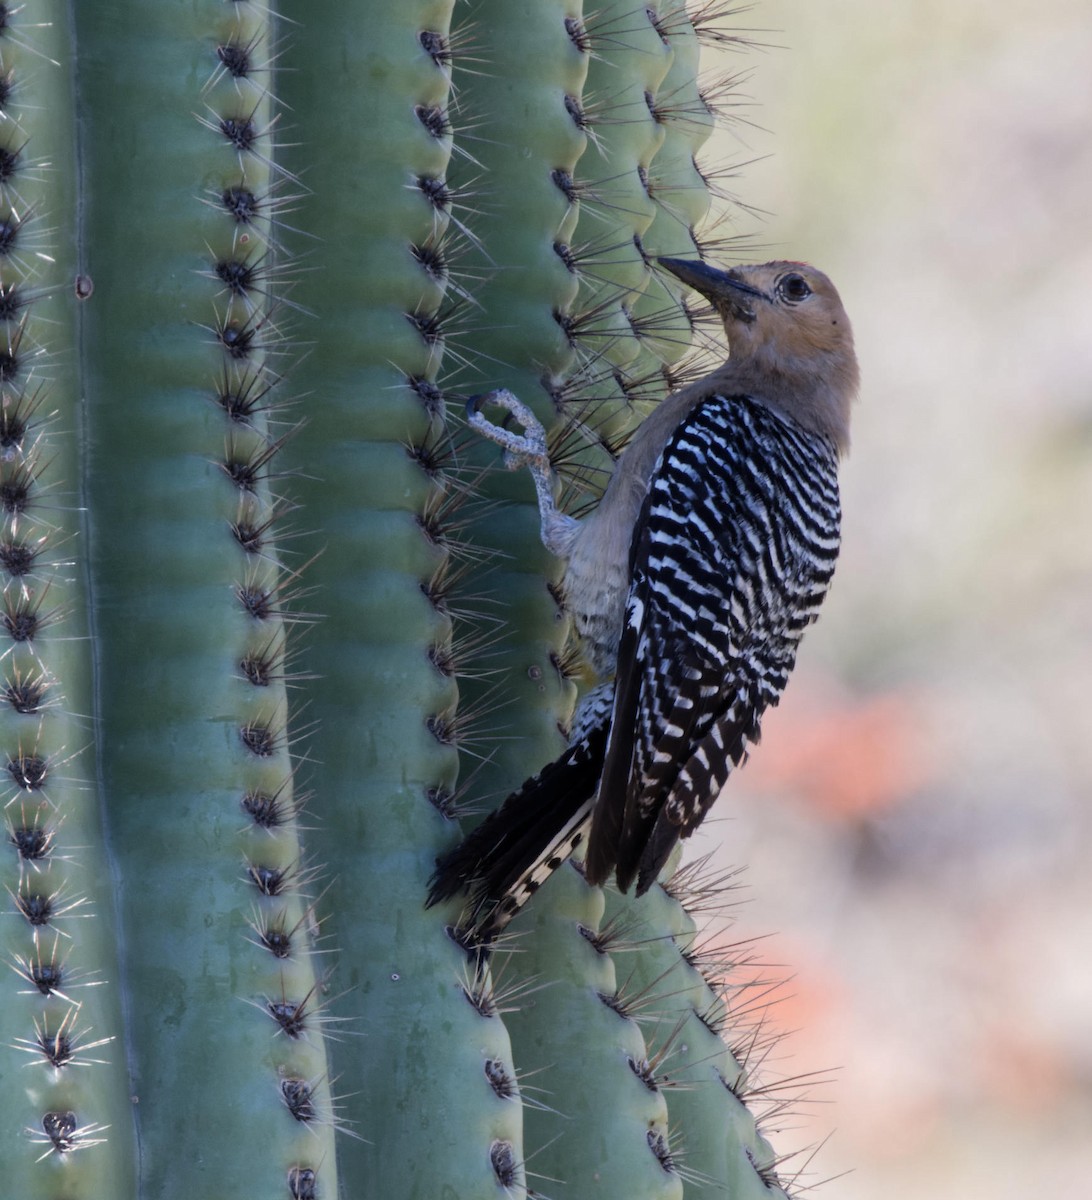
[427,724,609,939]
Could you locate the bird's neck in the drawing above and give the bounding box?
[714,348,856,455]
[599,346,855,530]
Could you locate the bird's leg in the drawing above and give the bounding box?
[466,390,580,559]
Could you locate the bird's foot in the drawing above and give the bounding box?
[466,390,550,473]
[466,389,579,558]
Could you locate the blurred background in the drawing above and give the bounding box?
[691,1,1092,1195]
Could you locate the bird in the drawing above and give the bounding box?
[428,257,858,941]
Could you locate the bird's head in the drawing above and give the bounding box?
[657,257,859,452]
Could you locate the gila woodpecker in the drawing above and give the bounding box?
[428,258,859,940]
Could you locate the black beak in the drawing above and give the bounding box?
[657,257,766,321]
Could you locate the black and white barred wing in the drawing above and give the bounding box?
[586,394,841,895]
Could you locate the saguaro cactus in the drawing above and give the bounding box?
[0,1,801,1196]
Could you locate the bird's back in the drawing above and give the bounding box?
[587,391,842,891]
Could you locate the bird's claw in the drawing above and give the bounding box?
[466,389,549,470]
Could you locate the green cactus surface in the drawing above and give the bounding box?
[602,864,791,1199]
[0,1,817,1196]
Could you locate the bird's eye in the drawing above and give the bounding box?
[777,273,812,303]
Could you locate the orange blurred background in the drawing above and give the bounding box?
[692,2,1092,1195]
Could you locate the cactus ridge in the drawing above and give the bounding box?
[0,4,139,1192]
[596,853,803,1198]
[202,7,338,1180]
